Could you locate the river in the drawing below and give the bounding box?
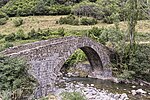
[53,77,150,100]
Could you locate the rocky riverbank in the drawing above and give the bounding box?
[53,81,129,100]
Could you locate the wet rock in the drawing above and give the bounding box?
[140,83,144,86]
[75,85,80,88]
[119,93,128,100]
[136,89,147,94]
[131,90,136,95]
[54,82,129,100]
[132,85,136,88]
[91,84,94,87]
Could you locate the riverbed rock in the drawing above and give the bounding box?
[131,90,136,95]
[54,81,130,100]
[91,84,94,87]
[136,89,147,94]
[132,85,136,88]
[119,93,128,100]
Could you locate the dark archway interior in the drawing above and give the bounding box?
[80,46,103,71]
[61,46,103,75]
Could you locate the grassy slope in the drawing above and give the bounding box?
[0,16,150,35]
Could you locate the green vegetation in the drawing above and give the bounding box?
[13,17,23,27]
[61,92,86,100]
[0,11,8,25]
[80,17,97,25]
[58,15,97,25]
[0,56,37,100]
[65,49,87,67]
[58,15,79,25]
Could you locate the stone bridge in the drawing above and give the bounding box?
[2,36,112,98]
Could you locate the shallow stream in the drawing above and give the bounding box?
[54,77,150,100]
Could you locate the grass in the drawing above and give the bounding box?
[0,16,150,35]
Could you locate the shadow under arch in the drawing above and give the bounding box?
[60,46,104,75]
[80,46,103,71]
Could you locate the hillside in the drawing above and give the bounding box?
[0,16,150,35]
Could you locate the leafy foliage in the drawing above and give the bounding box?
[61,92,86,100]
[0,11,8,25]
[0,42,14,52]
[5,33,16,42]
[13,18,23,27]
[58,15,79,25]
[0,56,37,99]
[80,17,97,25]
[65,49,87,67]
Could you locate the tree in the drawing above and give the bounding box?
[126,0,138,48]
[126,0,150,48]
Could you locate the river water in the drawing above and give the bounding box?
[53,77,150,100]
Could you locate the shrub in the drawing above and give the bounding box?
[0,56,37,99]
[0,11,8,25]
[57,27,65,36]
[80,17,97,25]
[0,11,8,19]
[27,28,38,39]
[0,34,4,39]
[13,18,23,27]
[5,33,16,41]
[61,92,86,100]
[2,0,39,16]
[65,49,87,67]
[0,18,7,25]
[0,42,14,52]
[58,15,79,25]
[47,5,71,15]
[4,42,13,48]
[15,29,27,40]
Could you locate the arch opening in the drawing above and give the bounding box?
[60,46,103,77]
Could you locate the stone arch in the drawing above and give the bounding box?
[80,46,103,70]
[58,46,103,75]
[1,36,111,98]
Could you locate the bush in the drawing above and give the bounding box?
[47,5,71,15]
[0,11,8,25]
[28,29,37,39]
[13,18,23,27]
[61,92,86,100]
[0,18,7,25]
[0,11,8,19]
[0,34,4,39]
[15,29,27,40]
[5,33,16,41]
[57,27,65,36]
[2,0,39,16]
[58,15,79,25]
[4,42,13,48]
[65,49,87,67]
[0,42,14,52]
[0,56,37,99]
[80,17,97,25]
